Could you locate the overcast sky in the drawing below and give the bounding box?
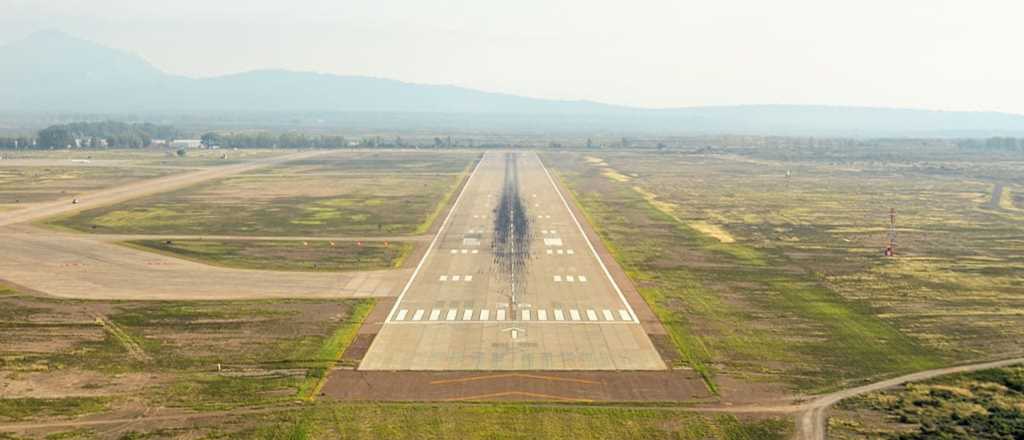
[3,0,1021,113]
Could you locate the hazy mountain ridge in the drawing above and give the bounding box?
[3,31,1024,136]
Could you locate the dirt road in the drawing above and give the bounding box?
[794,356,1024,440]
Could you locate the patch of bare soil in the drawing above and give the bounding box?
[0,370,166,399]
[715,374,799,406]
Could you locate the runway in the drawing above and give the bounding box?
[359,151,665,370]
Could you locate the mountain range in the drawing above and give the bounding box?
[3,30,1024,136]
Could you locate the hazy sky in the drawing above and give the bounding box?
[3,0,1022,113]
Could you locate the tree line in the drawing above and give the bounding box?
[0,121,180,149]
[200,132,351,149]
[957,137,1024,151]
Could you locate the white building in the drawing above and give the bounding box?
[171,139,203,149]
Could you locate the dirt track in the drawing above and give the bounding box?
[0,150,409,300]
[793,356,1024,440]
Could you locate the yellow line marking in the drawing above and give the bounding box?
[430,373,601,386]
[445,391,593,402]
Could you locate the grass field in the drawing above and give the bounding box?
[0,283,373,414]
[123,239,412,272]
[48,152,477,236]
[221,403,791,440]
[548,148,1023,393]
[0,402,792,439]
[0,166,179,206]
[0,148,288,165]
[830,366,1024,439]
[0,282,793,439]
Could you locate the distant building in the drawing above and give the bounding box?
[171,139,203,149]
[74,137,109,148]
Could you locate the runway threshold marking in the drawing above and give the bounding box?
[429,373,601,385]
[383,155,485,323]
[537,153,642,324]
[381,307,636,323]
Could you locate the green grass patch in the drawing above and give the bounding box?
[414,157,478,234]
[232,403,792,440]
[0,397,110,422]
[122,239,412,272]
[46,153,478,237]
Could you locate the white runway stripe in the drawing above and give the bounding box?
[618,309,632,321]
[391,308,641,324]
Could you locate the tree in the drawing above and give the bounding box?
[37,126,76,148]
[200,133,221,148]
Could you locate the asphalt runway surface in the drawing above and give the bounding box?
[360,151,665,370]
